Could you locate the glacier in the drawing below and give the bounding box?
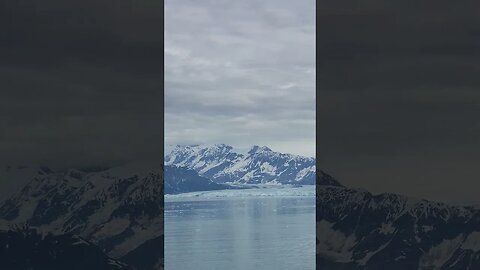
[165,184,315,201]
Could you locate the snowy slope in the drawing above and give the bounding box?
[165,144,315,184]
[0,165,52,203]
[0,163,164,269]
[316,172,480,270]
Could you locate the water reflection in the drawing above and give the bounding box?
[165,196,315,270]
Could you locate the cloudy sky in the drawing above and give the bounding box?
[165,0,315,157]
[0,0,163,170]
[318,0,480,205]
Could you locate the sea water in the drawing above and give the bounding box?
[164,185,315,270]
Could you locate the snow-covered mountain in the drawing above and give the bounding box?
[316,171,480,269]
[165,144,315,184]
[0,163,164,270]
[5,160,479,269]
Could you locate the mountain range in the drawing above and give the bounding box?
[0,143,316,270]
[3,153,480,269]
[165,144,315,185]
[0,163,164,270]
[316,171,480,269]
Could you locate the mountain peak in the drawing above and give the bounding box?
[172,143,232,152]
[39,166,53,175]
[206,143,233,150]
[248,145,272,154]
[166,144,315,184]
[317,170,343,187]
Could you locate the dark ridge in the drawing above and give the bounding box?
[121,235,164,270]
[0,228,132,270]
[317,170,343,187]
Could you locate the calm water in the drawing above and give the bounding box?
[164,187,315,270]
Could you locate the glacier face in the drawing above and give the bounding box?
[165,184,315,201]
[165,144,315,184]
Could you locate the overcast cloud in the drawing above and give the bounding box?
[165,0,315,157]
[0,0,163,170]
[318,0,480,205]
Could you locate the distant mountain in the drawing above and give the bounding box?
[165,144,315,184]
[316,172,480,270]
[164,165,241,194]
[0,163,164,270]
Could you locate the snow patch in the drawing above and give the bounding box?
[419,234,464,268]
[317,220,356,263]
[260,162,276,175]
[462,231,480,252]
[379,223,395,234]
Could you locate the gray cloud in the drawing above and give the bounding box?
[318,0,480,204]
[0,0,163,170]
[165,0,315,157]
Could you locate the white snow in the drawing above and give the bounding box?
[0,220,14,231]
[240,171,255,182]
[418,234,464,269]
[295,166,315,181]
[260,162,276,175]
[223,157,250,174]
[198,160,223,174]
[357,242,390,265]
[166,144,315,184]
[71,237,90,246]
[422,225,434,232]
[316,220,356,263]
[462,231,480,252]
[379,223,396,234]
